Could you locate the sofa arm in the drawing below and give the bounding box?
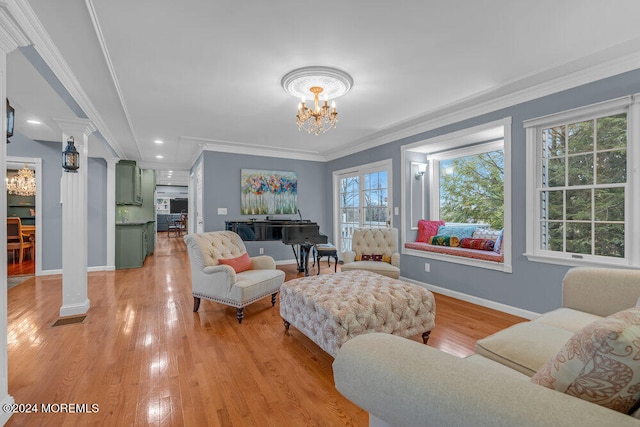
[391,252,400,268]
[562,267,640,317]
[250,255,276,270]
[333,333,639,427]
[342,250,355,264]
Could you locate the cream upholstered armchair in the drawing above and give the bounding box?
[184,230,285,323]
[341,228,400,279]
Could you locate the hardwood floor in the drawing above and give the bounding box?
[6,233,525,426]
[7,255,34,277]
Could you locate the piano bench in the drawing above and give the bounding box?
[313,243,338,275]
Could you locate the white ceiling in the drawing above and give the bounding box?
[6,1,640,186]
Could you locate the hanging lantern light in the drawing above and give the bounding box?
[62,136,79,173]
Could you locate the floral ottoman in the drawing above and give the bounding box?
[279,270,436,357]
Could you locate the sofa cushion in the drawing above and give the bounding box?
[532,308,602,333]
[417,220,445,242]
[465,354,531,381]
[531,307,640,414]
[219,253,253,273]
[340,261,400,279]
[475,322,575,376]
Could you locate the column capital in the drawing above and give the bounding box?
[52,117,97,138]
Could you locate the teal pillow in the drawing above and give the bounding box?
[437,225,477,239]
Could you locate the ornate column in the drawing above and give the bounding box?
[52,118,97,317]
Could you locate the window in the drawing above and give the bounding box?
[402,117,512,272]
[524,96,639,267]
[429,141,504,230]
[333,160,392,253]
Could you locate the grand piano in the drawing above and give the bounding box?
[225,218,327,276]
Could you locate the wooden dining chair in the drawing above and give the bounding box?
[7,217,34,264]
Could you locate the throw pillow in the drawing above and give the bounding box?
[436,225,477,239]
[429,235,460,247]
[494,229,504,254]
[417,220,445,242]
[530,307,640,414]
[361,254,383,261]
[460,238,495,251]
[218,252,253,273]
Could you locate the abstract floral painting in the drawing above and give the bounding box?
[241,169,298,215]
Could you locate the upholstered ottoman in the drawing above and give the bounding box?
[279,270,436,357]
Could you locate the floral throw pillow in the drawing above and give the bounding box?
[531,307,640,414]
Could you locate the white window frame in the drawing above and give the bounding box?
[428,140,504,221]
[401,117,512,273]
[332,159,393,255]
[524,95,640,268]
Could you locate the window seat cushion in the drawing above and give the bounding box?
[405,241,504,263]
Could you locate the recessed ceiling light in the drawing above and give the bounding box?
[154,139,163,144]
[156,155,164,159]
[26,120,41,125]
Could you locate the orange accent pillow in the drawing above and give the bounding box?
[218,253,253,273]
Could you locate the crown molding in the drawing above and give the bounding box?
[0,2,31,53]
[10,0,125,158]
[323,39,640,162]
[181,136,326,162]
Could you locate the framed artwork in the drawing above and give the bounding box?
[241,169,297,215]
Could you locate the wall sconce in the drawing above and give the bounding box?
[62,136,79,173]
[415,163,427,179]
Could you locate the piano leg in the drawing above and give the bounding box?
[301,243,313,277]
[292,245,305,273]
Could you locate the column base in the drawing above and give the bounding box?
[59,299,90,317]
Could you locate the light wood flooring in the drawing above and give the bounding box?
[6,233,525,426]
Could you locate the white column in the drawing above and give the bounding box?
[52,118,97,317]
[106,158,118,269]
[0,2,33,422]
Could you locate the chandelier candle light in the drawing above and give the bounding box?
[6,164,36,196]
[281,66,353,135]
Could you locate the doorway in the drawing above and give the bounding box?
[6,157,41,279]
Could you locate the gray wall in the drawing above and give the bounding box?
[8,132,108,270]
[201,151,327,260]
[326,68,640,314]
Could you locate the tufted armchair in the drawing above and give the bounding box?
[184,230,285,323]
[341,228,401,279]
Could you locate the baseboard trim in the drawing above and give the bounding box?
[39,265,115,276]
[275,259,298,266]
[59,299,90,317]
[400,276,540,320]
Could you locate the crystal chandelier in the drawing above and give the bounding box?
[281,66,353,135]
[6,164,36,196]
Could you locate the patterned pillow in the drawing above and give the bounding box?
[460,238,495,251]
[354,254,392,263]
[417,220,445,242]
[436,225,477,239]
[429,235,460,247]
[530,307,640,414]
[494,229,504,254]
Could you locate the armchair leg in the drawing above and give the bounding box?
[271,292,278,306]
[193,297,201,312]
[236,307,244,323]
[422,331,431,344]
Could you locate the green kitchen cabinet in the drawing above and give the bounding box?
[116,160,142,205]
[115,222,147,269]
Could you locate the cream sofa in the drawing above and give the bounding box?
[333,267,640,427]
